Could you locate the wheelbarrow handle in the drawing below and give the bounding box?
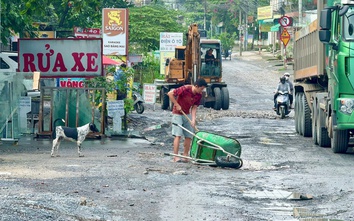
[180,110,199,132]
[172,123,197,137]
[164,152,216,165]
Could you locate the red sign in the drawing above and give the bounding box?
[74,27,101,38]
[59,78,85,88]
[18,39,103,78]
[279,16,292,27]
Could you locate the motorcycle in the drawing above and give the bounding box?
[133,90,145,114]
[222,49,232,60]
[274,91,291,119]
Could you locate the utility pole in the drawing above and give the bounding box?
[299,0,302,26]
[204,0,207,30]
[244,4,248,51]
[0,2,2,52]
[239,9,242,56]
[210,20,213,38]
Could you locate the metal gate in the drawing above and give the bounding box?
[36,87,106,138]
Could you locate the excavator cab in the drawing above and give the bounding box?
[200,39,222,82]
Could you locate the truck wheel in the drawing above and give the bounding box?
[204,102,212,108]
[331,129,348,153]
[161,87,169,110]
[317,105,331,147]
[213,87,222,110]
[312,100,318,144]
[295,93,299,133]
[221,87,229,110]
[301,93,312,137]
[298,93,304,135]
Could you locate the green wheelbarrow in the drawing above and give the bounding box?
[165,123,243,169]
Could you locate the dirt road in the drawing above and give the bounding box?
[0,51,353,221]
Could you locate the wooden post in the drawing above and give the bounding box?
[258,24,261,54]
[239,9,243,56]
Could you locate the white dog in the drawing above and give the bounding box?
[51,119,99,157]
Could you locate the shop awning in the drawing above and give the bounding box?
[103,56,120,65]
[270,23,280,32]
[259,19,274,32]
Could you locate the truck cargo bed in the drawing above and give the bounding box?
[294,20,325,81]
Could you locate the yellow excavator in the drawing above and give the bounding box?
[157,23,229,110]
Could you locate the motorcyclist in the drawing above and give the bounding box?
[273,76,291,110]
[283,72,294,108]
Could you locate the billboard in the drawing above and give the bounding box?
[159,32,183,52]
[18,38,103,78]
[159,32,183,75]
[36,31,55,38]
[257,6,273,20]
[102,8,129,56]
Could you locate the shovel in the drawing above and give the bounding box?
[180,110,199,132]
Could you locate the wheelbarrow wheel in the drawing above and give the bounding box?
[215,156,242,169]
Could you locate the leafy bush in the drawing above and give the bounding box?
[133,53,161,86]
[84,66,135,115]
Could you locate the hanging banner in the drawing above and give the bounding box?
[102,8,129,56]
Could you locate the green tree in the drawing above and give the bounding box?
[215,32,236,52]
[1,0,274,47]
[52,0,131,30]
[0,0,131,43]
[178,0,206,28]
[1,0,36,44]
[134,53,160,85]
[129,5,184,53]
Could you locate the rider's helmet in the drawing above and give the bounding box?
[283,72,290,80]
[280,76,286,84]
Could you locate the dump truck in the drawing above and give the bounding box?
[156,23,229,110]
[293,0,354,153]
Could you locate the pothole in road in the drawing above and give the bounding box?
[241,190,298,219]
[243,189,293,199]
[293,207,344,221]
[243,190,343,220]
[241,160,290,171]
[258,138,284,145]
[243,190,313,200]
